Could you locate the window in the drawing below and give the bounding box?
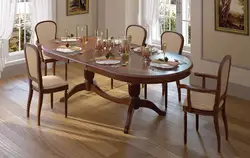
[7,0,31,62]
[151,0,191,51]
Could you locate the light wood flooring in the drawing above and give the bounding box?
[0,63,250,158]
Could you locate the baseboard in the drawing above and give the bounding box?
[190,73,250,101]
[1,63,27,79]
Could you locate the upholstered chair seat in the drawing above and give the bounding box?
[35,20,68,80]
[32,75,68,90]
[183,91,224,111]
[25,44,69,126]
[179,55,232,153]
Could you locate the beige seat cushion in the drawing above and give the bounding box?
[32,75,68,90]
[183,91,224,111]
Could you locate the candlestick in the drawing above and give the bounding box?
[85,25,88,41]
[104,29,108,40]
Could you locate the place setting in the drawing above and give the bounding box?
[93,30,131,68]
[54,25,90,55]
[139,43,180,71]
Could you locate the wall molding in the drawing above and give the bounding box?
[200,0,250,70]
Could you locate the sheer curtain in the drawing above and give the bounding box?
[31,0,54,42]
[0,0,17,77]
[141,0,159,44]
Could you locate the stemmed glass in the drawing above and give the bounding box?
[64,29,70,47]
[162,43,167,61]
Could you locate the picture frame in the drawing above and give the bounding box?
[66,0,89,16]
[215,0,249,35]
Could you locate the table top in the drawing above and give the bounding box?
[42,38,193,84]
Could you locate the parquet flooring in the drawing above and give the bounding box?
[0,63,249,158]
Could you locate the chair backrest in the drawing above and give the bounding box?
[215,55,232,105]
[161,31,184,54]
[24,44,42,88]
[126,25,147,46]
[35,20,57,45]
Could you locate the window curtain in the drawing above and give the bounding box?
[142,0,159,44]
[30,0,54,43]
[0,0,17,78]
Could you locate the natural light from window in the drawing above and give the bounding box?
[9,0,31,53]
[152,0,191,50]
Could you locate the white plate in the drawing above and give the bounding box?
[96,59,121,65]
[56,48,75,53]
[133,47,159,53]
[150,61,178,70]
[60,38,78,42]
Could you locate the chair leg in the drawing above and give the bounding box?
[222,107,229,141]
[65,62,68,81]
[65,89,68,118]
[44,63,47,76]
[144,84,147,99]
[162,83,166,96]
[37,92,44,126]
[184,112,187,145]
[214,114,221,153]
[27,85,33,118]
[196,114,199,131]
[111,78,114,89]
[176,80,181,102]
[50,93,53,109]
[53,61,56,75]
[165,83,168,110]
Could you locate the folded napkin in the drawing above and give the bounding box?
[151,60,178,69]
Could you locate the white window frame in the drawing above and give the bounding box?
[6,0,31,65]
[151,0,191,52]
[4,0,57,67]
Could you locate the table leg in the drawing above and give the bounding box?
[124,84,166,134]
[60,70,94,102]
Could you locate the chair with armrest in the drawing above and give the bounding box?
[179,55,232,153]
[24,44,69,126]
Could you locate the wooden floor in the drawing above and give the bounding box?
[0,63,250,158]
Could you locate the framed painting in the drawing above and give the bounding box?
[67,0,89,16]
[215,0,249,35]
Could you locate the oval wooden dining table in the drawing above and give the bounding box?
[42,37,193,134]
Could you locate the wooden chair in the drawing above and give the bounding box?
[24,44,69,126]
[179,55,232,153]
[110,25,147,89]
[35,20,68,80]
[144,31,184,104]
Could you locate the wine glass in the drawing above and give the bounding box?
[162,43,167,60]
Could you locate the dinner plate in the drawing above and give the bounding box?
[150,60,178,70]
[56,46,82,54]
[133,47,159,53]
[60,38,78,42]
[96,59,121,65]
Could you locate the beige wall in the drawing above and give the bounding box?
[56,0,97,37]
[191,0,250,87]
[105,0,126,37]
[202,0,250,69]
[98,0,139,37]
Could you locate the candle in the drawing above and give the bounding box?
[85,25,88,41]
[76,25,80,38]
[95,29,99,37]
[105,29,108,40]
